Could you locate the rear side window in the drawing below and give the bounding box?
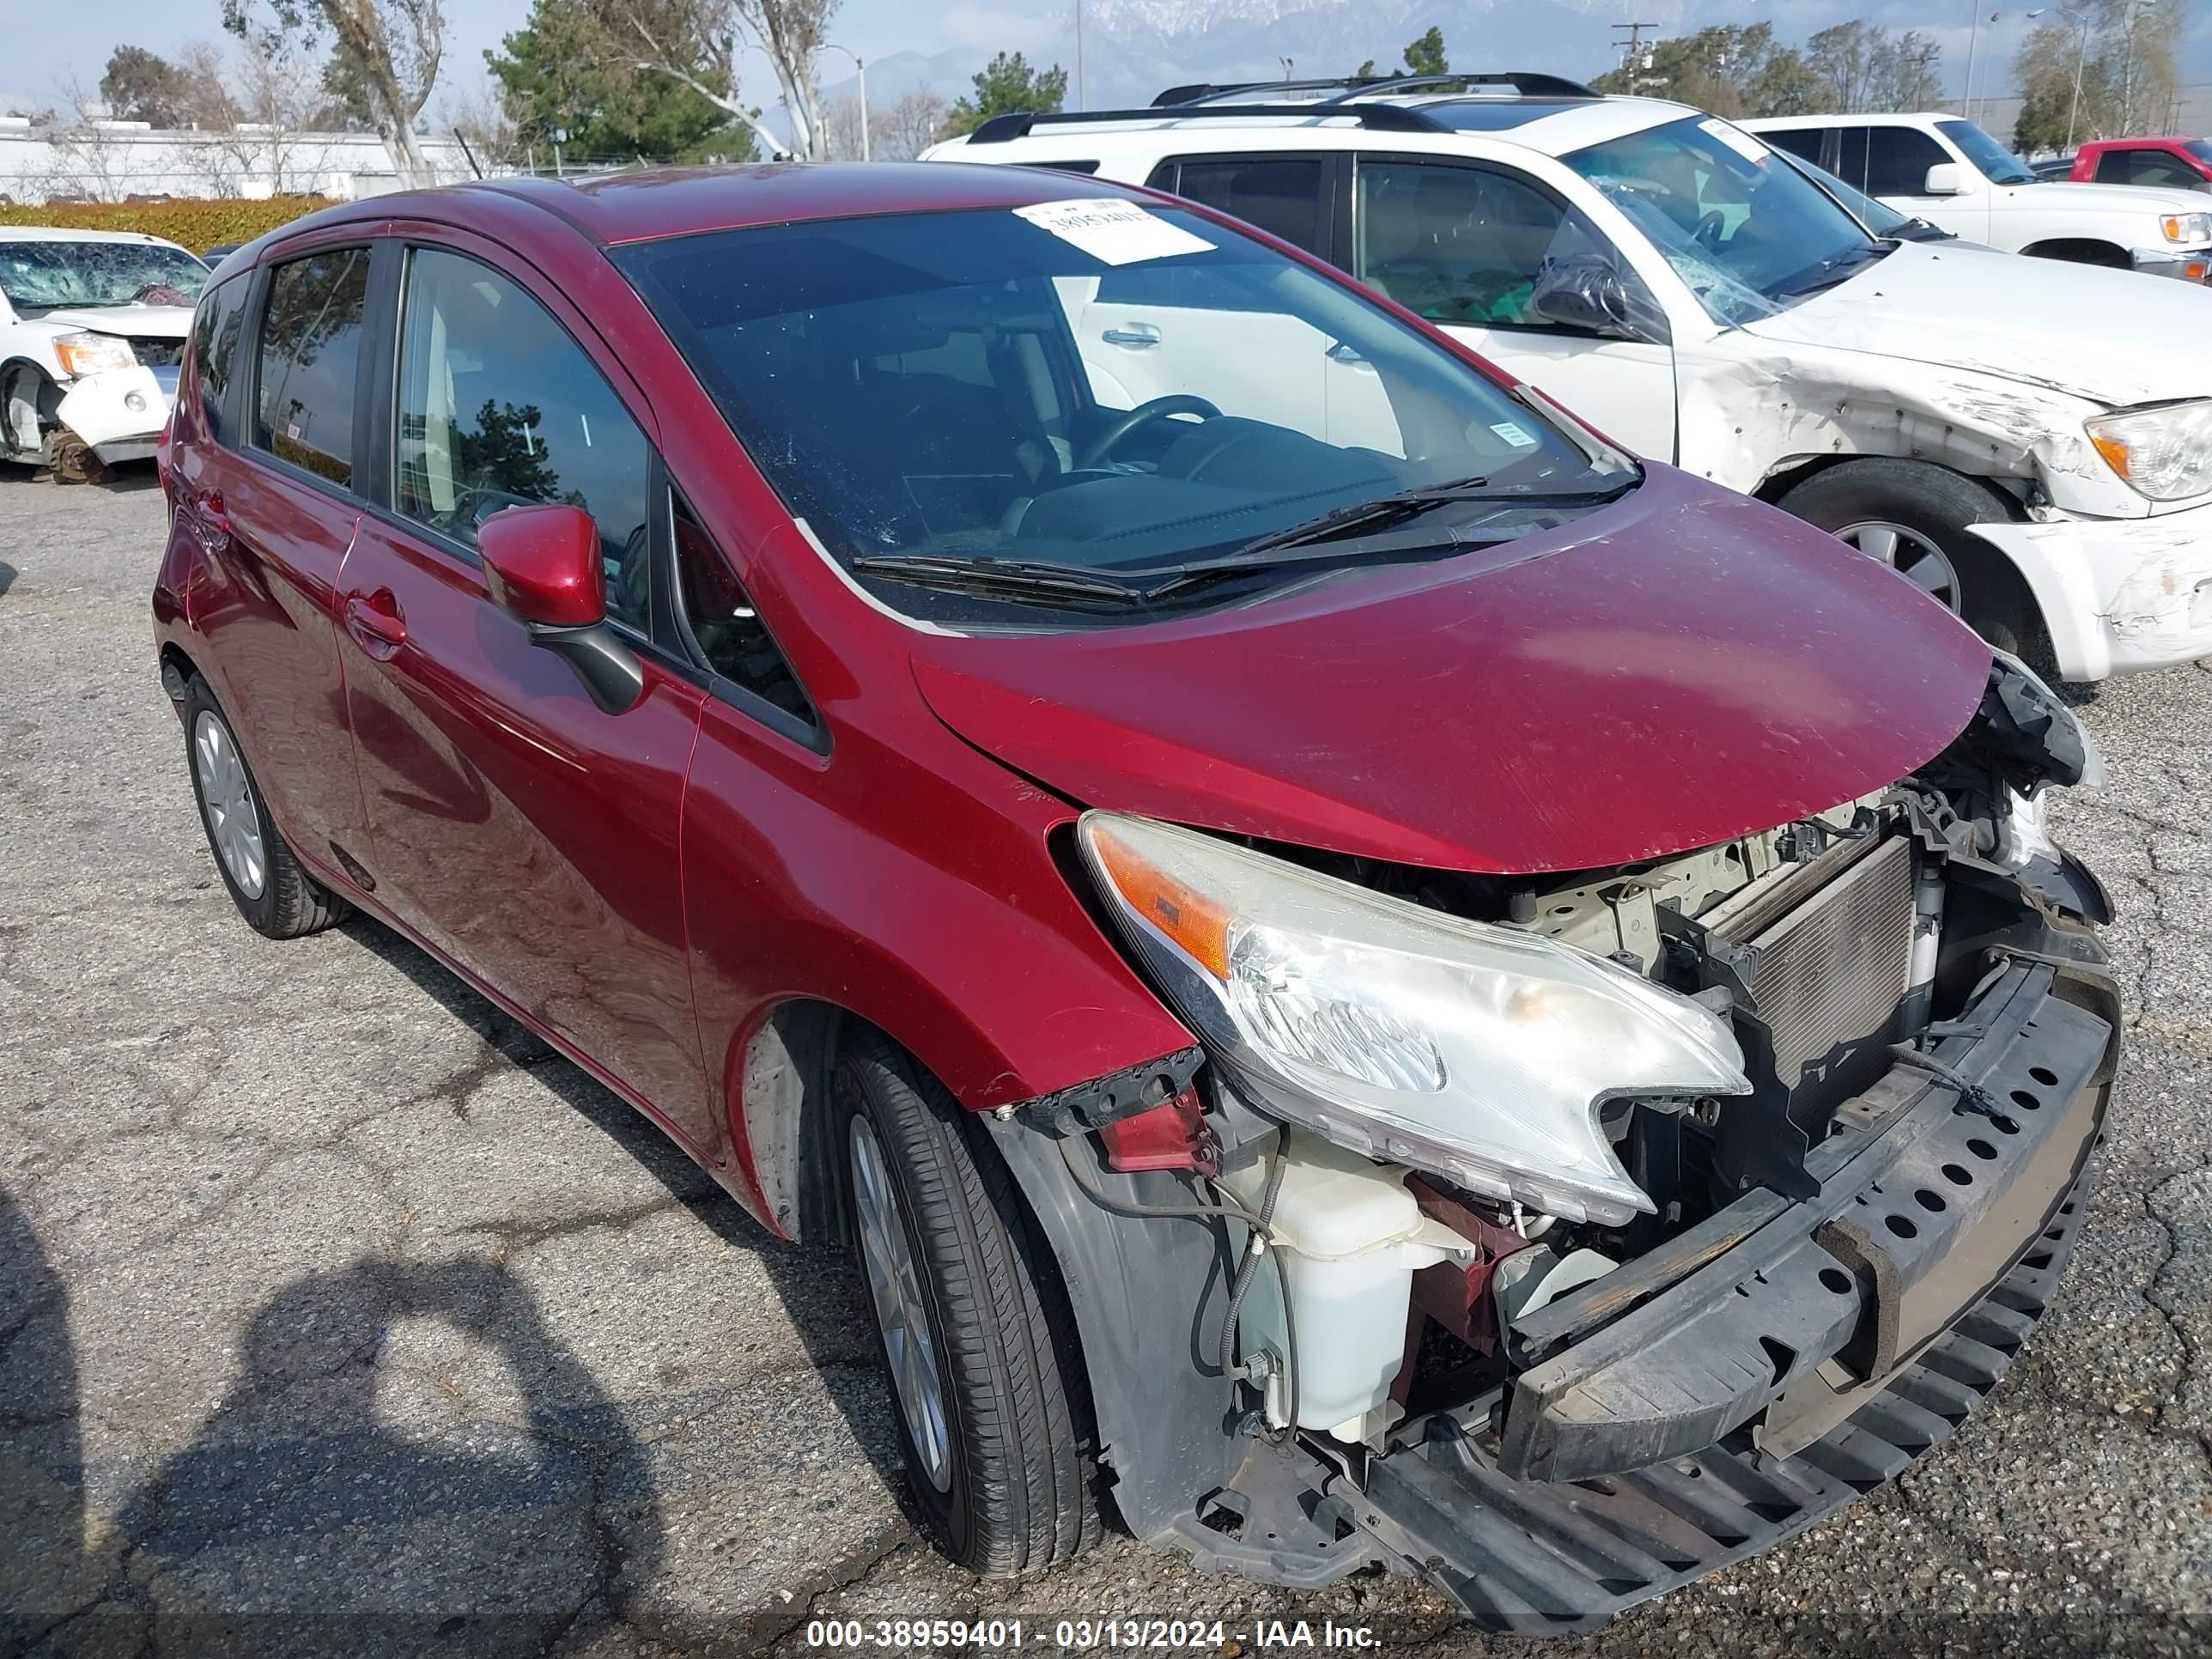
[254,248,372,488]
[1759,127,1829,167]
[191,276,251,444]
[1840,126,1948,196]
[393,248,653,632]
[1165,156,1327,254]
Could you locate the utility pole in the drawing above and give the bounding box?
[1075,0,1085,112]
[1611,22,1661,94]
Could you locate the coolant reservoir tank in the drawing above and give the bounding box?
[1221,1131,1466,1440]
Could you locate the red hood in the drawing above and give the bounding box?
[908,467,1990,875]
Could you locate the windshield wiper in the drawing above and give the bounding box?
[850,553,1146,608]
[1235,474,1635,555]
[1773,241,1892,298]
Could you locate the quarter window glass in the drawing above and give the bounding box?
[1838,127,1948,195]
[394,248,652,633]
[673,492,812,724]
[1354,160,1657,334]
[254,248,371,487]
[191,276,251,444]
[1170,157,1327,253]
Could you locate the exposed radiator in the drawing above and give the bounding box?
[1733,836,1917,1089]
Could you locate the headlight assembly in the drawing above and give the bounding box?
[2160,210,2212,245]
[2087,398,2212,501]
[1077,811,1751,1224]
[52,331,138,378]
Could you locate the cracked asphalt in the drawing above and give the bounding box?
[3,471,2210,1658]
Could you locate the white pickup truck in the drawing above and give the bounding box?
[1741,112,2212,282]
[1,228,208,480]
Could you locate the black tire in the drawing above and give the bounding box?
[1778,458,2059,680]
[182,675,349,939]
[836,1030,1099,1576]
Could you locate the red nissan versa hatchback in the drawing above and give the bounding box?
[154,163,2118,1630]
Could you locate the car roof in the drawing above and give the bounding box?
[0,226,192,249]
[292,161,1152,250]
[1740,112,1959,127]
[936,93,1698,166]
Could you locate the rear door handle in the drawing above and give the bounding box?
[1100,325,1161,348]
[342,588,407,658]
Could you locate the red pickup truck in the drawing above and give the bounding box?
[2066,136,2212,190]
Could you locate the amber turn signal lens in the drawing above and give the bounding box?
[1085,819,1235,977]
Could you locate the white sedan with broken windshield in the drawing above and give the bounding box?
[0,228,207,480]
[933,89,2212,681]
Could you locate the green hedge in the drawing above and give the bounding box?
[0,198,331,256]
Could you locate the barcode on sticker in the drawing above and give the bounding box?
[1490,421,1539,448]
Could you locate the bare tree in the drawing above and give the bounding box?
[223,0,444,186]
[39,80,142,204]
[875,86,948,161]
[605,0,838,160]
[438,74,523,170]
[176,38,343,195]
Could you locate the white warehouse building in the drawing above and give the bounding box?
[0,116,483,206]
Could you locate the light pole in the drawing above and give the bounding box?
[1075,0,1085,112]
[823,43,866,161]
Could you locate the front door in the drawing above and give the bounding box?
[1349,155,1679,462]
[337,237,719,1155]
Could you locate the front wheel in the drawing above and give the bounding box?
[1778,459,2057,679]
[836,1032,1099,1576]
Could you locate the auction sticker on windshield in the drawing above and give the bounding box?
[1699,117,1771,165]
[1014,199,1216,265]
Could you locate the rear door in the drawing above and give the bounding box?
[1349,153,1678,461]
[335,232,720,1157]
[179,235,379,868]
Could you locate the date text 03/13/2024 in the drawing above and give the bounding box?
[803,1619,1383,1650]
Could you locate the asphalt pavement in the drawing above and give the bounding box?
[3,470,2209,1658]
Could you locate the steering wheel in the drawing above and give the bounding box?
[1076,394,1223,470]
[1692,209,1728,250]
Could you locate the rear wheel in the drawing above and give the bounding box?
[836,1031,1099,1576]
[1778,458,2057,679]
[182,676,349,939]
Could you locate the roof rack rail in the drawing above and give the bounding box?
[1150,70,1600,109]
[966,103,1449,144]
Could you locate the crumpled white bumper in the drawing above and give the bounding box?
[1969,498,2212,681]
[52,364,176,464]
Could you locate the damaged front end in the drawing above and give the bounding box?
[994,653,2117,1631]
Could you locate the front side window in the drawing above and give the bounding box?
[1352,159,1662,336]
[617,204,1629,629]
[2104,149,2203,189]
[1934,121,2035,185]
[191,276,252,443]
[254,248,372,488]
[1167,157,1328,254]
[393,249,652,633]
[1567,117,1880,325]
[0,240,207,311]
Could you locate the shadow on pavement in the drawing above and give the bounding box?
[0,1182,668,1656]
[0,562,15,598]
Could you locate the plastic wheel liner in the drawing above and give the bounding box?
[1167,959,2112,1632]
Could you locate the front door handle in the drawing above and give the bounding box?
[1100,325,1161,349]
[343,588,407,659]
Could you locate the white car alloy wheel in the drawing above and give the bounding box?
[193,708,267,900]
[848,1114,953,1492]
[1834,519,1963,611]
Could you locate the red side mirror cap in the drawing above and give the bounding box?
[478,503,607,629]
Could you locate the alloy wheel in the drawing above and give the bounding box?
[848,1115,953,1492]
[193,709,267,900]
[1833,519,1961,611]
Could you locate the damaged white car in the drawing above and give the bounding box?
[0,228,207,481]
[931,76,2212,681]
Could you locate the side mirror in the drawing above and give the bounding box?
[1921,162,1967,196]
[477,503,643,714]
[1525,255,1668,345]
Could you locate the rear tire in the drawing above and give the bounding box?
[182,675,349,939]
[836,1030,1100,1576]
[1778,458,2058,680]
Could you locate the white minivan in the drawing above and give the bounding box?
[927,79,2212,681]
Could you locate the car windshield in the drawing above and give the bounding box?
[617,203,1630,626]
[1938,121,2037,185]
[1565,116,1880,325]
[2186,139,2212,166]
[0,240,208,309]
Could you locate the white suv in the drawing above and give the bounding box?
[0,228,207,480]
[927,77,2212,681]
[1740,112,2212,281]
